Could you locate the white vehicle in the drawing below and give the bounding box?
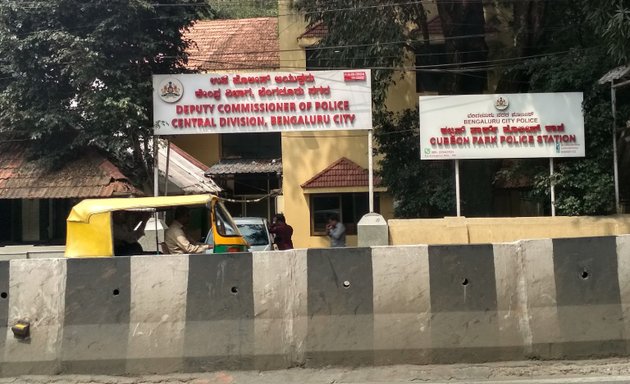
[206,217,273,252]
[233,217,273,252]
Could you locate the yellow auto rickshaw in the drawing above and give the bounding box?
[64,194,248,258]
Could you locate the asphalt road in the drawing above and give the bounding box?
[6,359,630,384]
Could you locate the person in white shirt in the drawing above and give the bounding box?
[164,207,209,254]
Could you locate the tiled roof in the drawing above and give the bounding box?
[0,143,140,199]
[184,17,279,71]
[301,157,381,189]
[299,21,328,39]
[158,142,221,194]
[205,158,282,176]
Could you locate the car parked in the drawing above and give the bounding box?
[233,217,274,252]
[205,217,273,252]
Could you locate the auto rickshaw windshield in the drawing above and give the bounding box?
[214,201,241,237]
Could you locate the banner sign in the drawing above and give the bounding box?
[419,93,585,160]
[153,70,372,135]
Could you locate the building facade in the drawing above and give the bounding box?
[173,11,407,248]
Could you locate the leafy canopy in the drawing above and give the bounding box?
[296,0,630,217]
[0,0,213,184]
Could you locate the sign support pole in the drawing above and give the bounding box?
[153,136,159,197]
[550,158,556,217]
[455,159,461,217]
[164,138,171,196]
[611,82,621,214]
[368,129,374,212]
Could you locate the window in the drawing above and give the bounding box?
[221,132,281,159]
[415,44,447,93]
[310,193,379,236]
[306,47,326,70]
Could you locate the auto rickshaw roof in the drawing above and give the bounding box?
[67,194,219,223]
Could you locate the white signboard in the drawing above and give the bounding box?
[419,93,585,160]
[153,70,372,135]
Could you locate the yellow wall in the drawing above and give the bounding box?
[171,134,221,167]
[277,0,405,248]
[389,216,630,245]
[174,1,545,248]
[282,130,388,247]
[173,1,411,247]
[278,0,308,70]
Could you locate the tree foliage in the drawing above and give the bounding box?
[208,0,277,19]
[375,110,455,217]
[501,0,630,215]
[294,0,433,104]
[583,0,630,64]
[501,48,622,215]
[295,0,630,217]
[0,0,213,185]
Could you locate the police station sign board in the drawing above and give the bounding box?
[153,70,372,135]
[419,93,585,160]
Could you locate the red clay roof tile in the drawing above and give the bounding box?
[301,157,381,189]
[0,143,141,199]
[184,17,279,71]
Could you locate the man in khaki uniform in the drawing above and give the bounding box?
[164,207,209,254]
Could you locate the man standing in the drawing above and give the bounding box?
[164,207,209,254]
[326,214,346,247]
[269,213,294,250]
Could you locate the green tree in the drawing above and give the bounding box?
[0,0,213,185]
[499,0,630,215]
[375,110,455,217]
[294,0,433,104]
[208,0,277,18]
[584,0,630,64]
[294,0,630,217]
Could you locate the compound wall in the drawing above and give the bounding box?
[1,235,630,376]
[389,215,630,245]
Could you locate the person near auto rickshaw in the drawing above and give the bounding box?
[269,213,294,250]
[164,206,209,254]
[113,211,150,256]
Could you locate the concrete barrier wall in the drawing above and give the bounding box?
[388,215,630,245]
[1,235,630,376]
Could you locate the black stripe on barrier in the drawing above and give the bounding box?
[61,257,131,374]
[428,244,501,363]
[0,260,9,363]
[306,247,374,366]
[428,244,498,312]
[184,252,255,371]
[551,236,624,357]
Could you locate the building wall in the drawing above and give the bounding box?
[278,0,403,247]
[171,134,220,167]
[282,131,390,247]
[172,1,410,247]
[389,215,630,245]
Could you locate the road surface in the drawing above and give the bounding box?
[5,358,630,384]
